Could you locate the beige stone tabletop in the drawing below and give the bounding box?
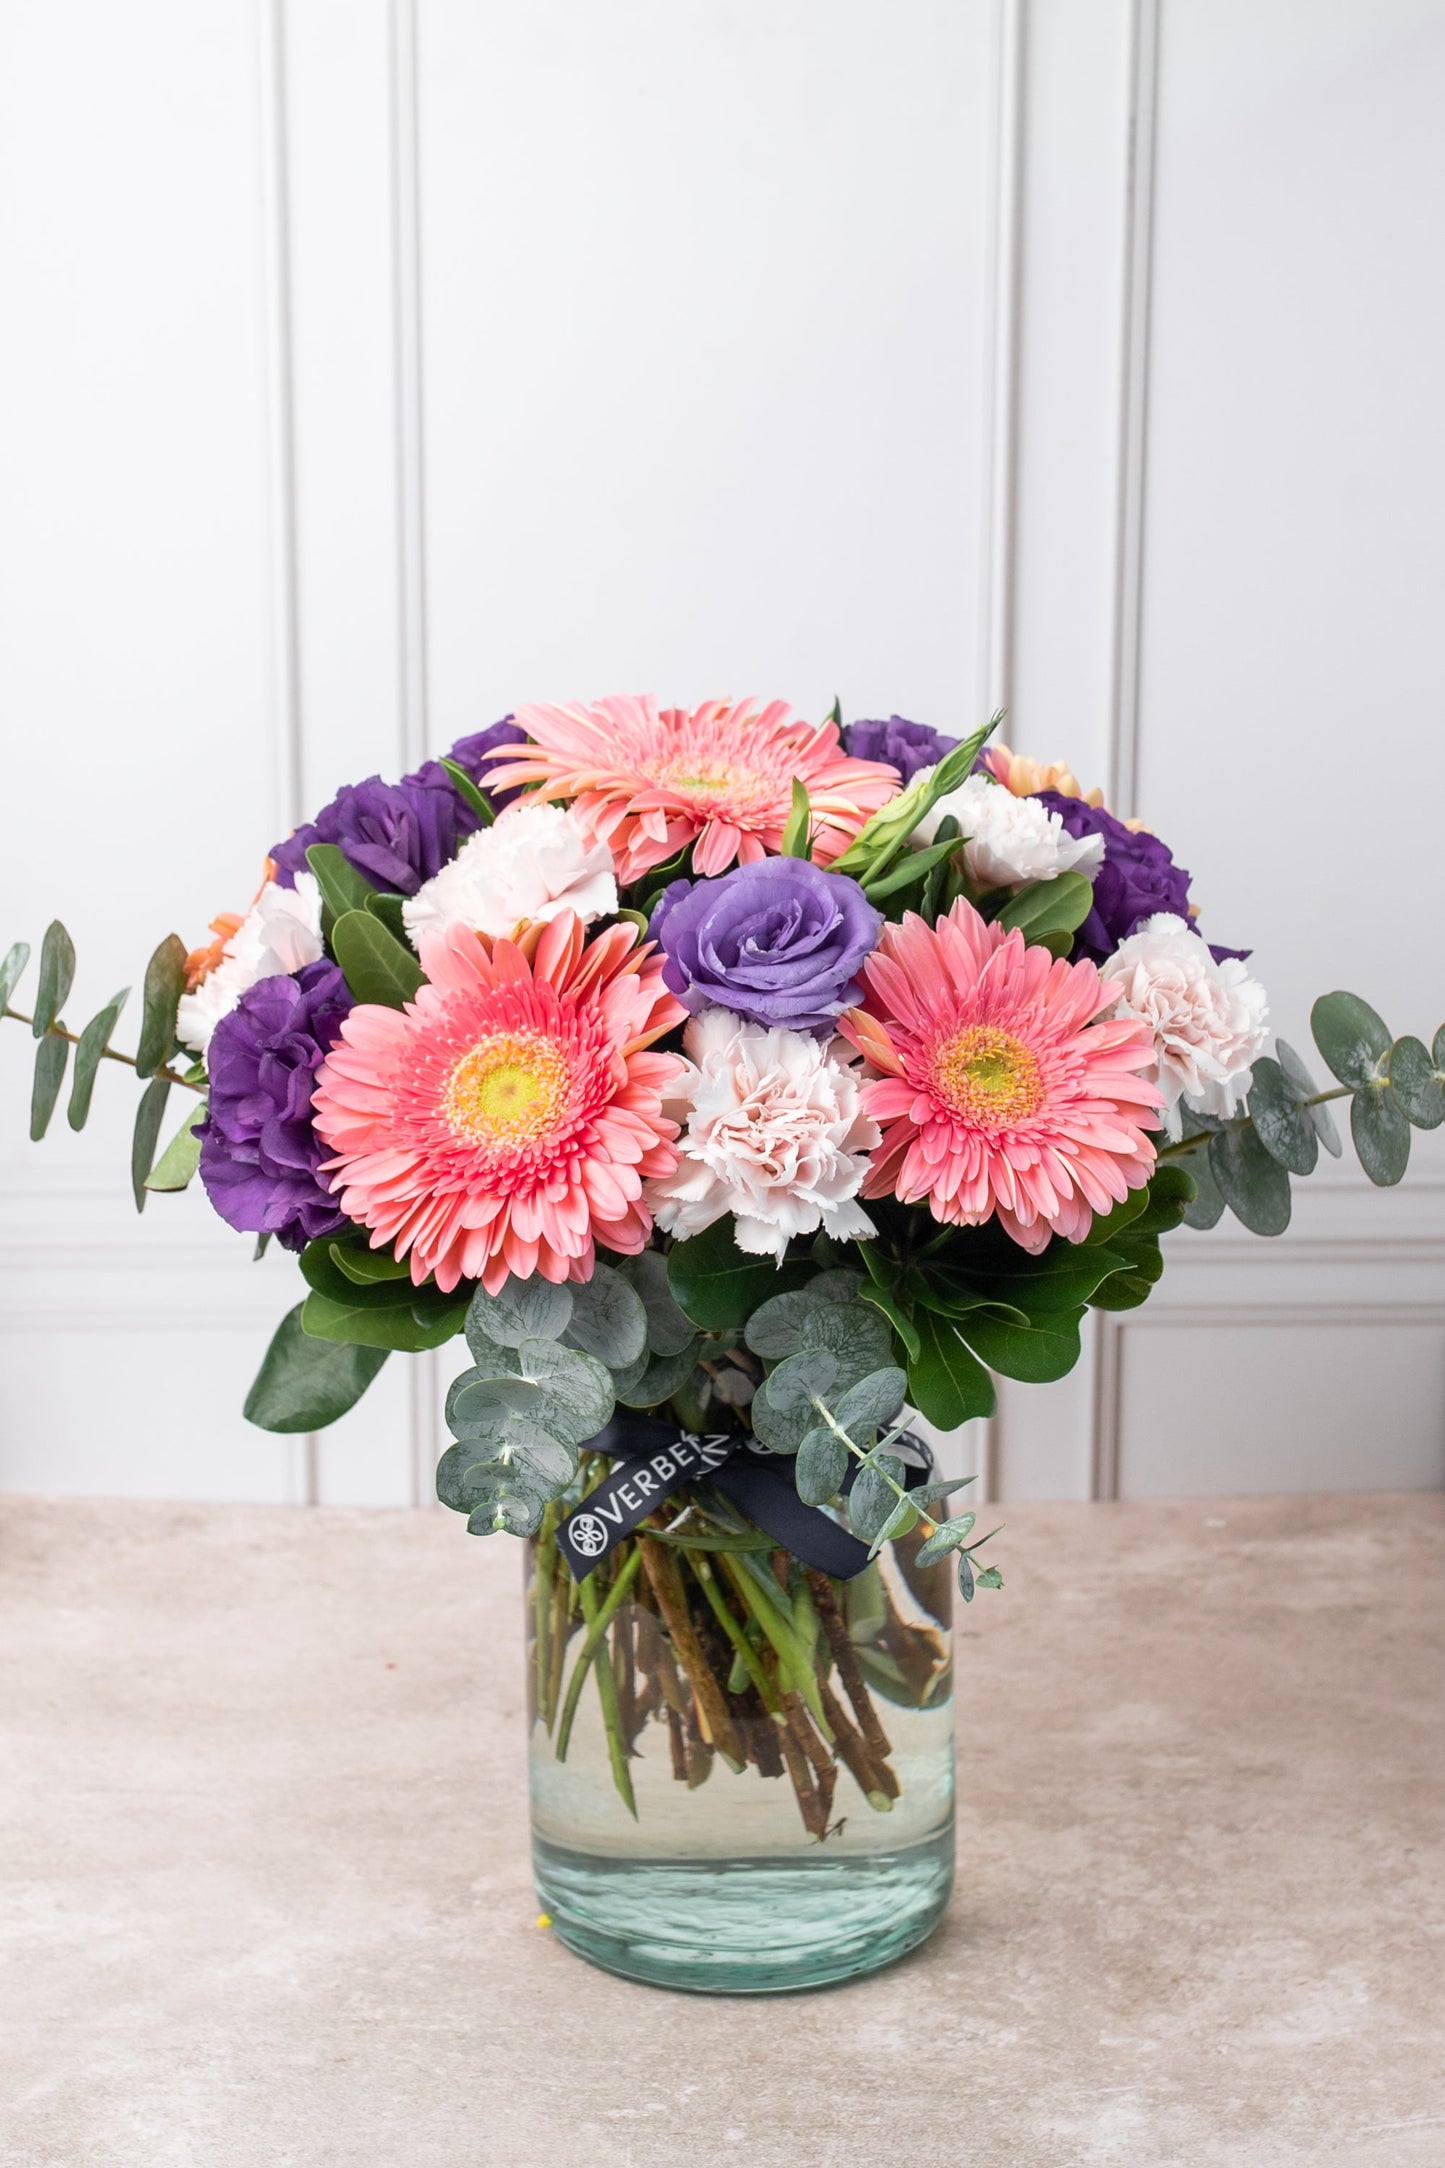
[3,1492,1442,2168]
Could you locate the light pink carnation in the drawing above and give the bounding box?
[647,1009,880,1261]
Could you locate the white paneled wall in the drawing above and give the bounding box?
[0,0,1441,1508]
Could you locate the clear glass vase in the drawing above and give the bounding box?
[526,1481,955,1994]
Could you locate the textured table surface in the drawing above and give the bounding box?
[3,1492,1442,2168]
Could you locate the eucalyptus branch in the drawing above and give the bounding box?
[2,1007,206,1095]
[1155,1083,1354,1164]
[809,1397,940,1537]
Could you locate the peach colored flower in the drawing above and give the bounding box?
[482,694,900,883]
[311,913,687,1294]
[983,743,1106,808]
[839,898,1163,1253]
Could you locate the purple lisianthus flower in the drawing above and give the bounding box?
[405,716,526,811]
[271,719,527,894]
[842,714,959,785]
[650,858,882,1036]
[197,960,353,1252]
[1035,791,1197,964]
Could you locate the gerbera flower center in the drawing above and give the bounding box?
[443,1030,569,1145]
[645,754,777,813]
[930,1024,1045,1127]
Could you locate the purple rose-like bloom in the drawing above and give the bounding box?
[842,714,959,785]
[405,716,527,811]
[650,858,883,1036]
[270,720,526,893]
[1035,791,1195,964]
[197,961,353,1252]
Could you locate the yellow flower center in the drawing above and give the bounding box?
[646,755,776,812]
[930,1024,1045,1127]
[444,1031,569,1145]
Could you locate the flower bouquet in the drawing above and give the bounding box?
[6,695,1441,1992]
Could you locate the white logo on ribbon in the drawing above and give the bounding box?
[568,1513,608,1559]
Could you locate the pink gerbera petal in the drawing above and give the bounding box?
[837,897,1164,1250]
[311,912,687,1293]
[481,693,900,883]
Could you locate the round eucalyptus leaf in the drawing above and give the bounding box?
[806,1268,865,1305]
[511,1337,615,1446]
[1351,1084,1411,1186]
[614,1339,702,1410]
[563,1263,648,1367]
[744,1288,828,1361]
[761,1347,842,1412]
[1181,1145,1227,1231]
[1276,1035,1343,1158]
[849,1452,909,1545]
[446,1370,544,1430]
[466,1275,574,1356]
[1434,1024,1445,1071]
[462,1464,548,1539]
[1311,991,1391,1090]
[1386,1036,1445,1131]
[798,1301,893,1371]
[1245,1056,1318,1176]
[1209,1122,1292,1236]
[794,1426,849,1506]
[831,1367,908,1442]
[606,1347,652,1397]
[622,1250,697,1357]
[915,1512,977,1569]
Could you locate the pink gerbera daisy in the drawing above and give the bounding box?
[311,913,687,1294]
[482,694,901,884]
[838,898,1163,1253]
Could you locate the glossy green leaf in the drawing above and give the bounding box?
[300,1238,422,1310]
[1127,1164,1197,1237]
[29,1031,68,1140]
[861,832,962,904]
[134,933,187,1078]
[130,1074,171,1209]
[564,1262,648,1368]
[857,1281,922,1362]
[32,920,76,1040]
[329,1240,411,1285]
[66,987,129,1130]
[1275,1036,1343,1157]
[907,1309,996,1430]
[244,1303,389,1431]
[994,869,1095,945]
[144,1100,207,1190]
[922,1245,1129,1317]
[440,756,495,826]
[363,891,409,945]
[1311,990,1391,1090]
[1087,1238,1164,1311]
[0,939,31,1012]
[621,1249,697,1357]
[305,842,376,918]
[1209,1122,1291,1236]
[1387,1036,1445,1130]
[666,1215,811,1331]
[301,1290,468,1350]
[780,777,812,859]
[957,1305,1083,1383]
[467,1275,574,1352]
[1351,1085,1411,1187]
[330,909,424,1008]
[1245,1056,1318,1175]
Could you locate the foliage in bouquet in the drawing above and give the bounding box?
[5,694,1443,1604]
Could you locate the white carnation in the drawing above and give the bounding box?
[647,1009,881,1262]
[911,772,1105,888]
[1106,912,1270,1137]
[402,802,617,949]
[177,872,325,1056]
